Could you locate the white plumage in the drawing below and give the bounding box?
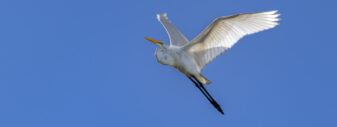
[186,11,280,70]
[157,13,189,47]
[145,10,280,114]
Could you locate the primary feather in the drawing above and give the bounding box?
[157,13,190,47]
[185,10,280,71]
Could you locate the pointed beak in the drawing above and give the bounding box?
[144,37,163,45]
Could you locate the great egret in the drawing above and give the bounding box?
[145,10,280,114]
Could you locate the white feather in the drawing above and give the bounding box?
[184,10,280,71]
[157,13,189,47]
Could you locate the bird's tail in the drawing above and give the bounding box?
[195,74,211,85]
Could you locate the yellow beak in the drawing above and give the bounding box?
[144,37,163,45]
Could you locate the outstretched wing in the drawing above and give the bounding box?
[185,10,280,71]
[157,13,189,47]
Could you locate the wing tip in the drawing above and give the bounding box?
[266,10,278,14]
[262,10,281,24]
[262,10,280,17]
[157,13,168,21]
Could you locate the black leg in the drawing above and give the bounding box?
[191,76,224,115]
[188,77,213,104]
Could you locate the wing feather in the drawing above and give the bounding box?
[157,13,189,47]
[185,10,280,71]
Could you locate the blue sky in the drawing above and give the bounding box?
[1,0,337,127]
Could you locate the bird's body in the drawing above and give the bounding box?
[145,11,280,114]
[155,44,210,84]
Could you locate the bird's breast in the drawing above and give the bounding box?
[173,52,200,75]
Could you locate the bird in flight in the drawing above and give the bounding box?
[145,10,280,114]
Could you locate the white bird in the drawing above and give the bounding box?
[145,10,280,114]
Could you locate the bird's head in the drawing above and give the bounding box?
[144,37,174,66]
[144,37,167,49]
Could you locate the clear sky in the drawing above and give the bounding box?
[1,0,336,127]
